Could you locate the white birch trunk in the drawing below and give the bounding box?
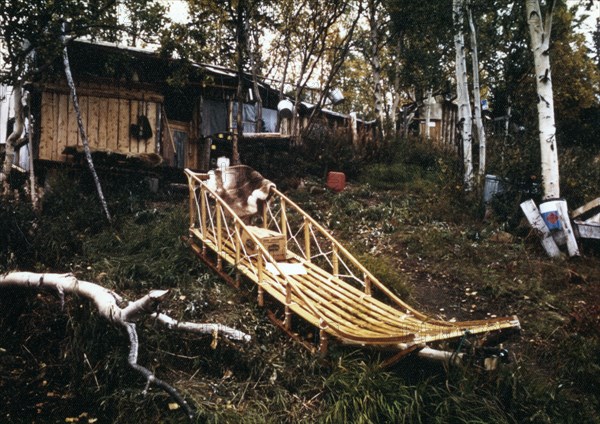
[0,84,23,194]
[62,34,111,222]
[369,0,385,138]
[248,28,263,132]
[453,0,474,190]
[391,74,401,136]
[424,87,433,140]
[468,5,486,181]
[25,92,39,209]
[350,112,358,146]
[391,39,404,136]
[526,0,559,200]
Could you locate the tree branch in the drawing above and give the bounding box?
[0,271,251,420]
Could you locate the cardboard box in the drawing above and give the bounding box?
[242,226,287,261]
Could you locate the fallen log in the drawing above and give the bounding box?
[0,271,251,420]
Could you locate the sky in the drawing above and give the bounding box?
[571,0,599,48]
[165,0,190,24]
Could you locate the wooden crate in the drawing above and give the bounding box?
[242,226,287,261]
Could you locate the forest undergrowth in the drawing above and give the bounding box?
[1,139,599,423]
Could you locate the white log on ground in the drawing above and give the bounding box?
[555,199,579,257]
[0,271,251,419]
[526,0,560,200]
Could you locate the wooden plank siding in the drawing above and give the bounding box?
[129,99,139,153]
[38,82,163,162]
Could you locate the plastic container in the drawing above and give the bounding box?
[483,174,506,203]
[540,200,562,231]
[277,99,293,119]
[328,88,344,105]
[326,171,346,192]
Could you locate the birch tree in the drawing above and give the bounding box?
[467,3,487,181]
[525,0,559,200]
[0,85,23,194]
[62,31,112,222]
[453,0,474,190]
[366,0,386,137]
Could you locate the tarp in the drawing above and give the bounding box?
[201,98,228,137]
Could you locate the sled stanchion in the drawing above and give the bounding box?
[332,244,339,276]
[285,282,292,329]
[304,218,311,262]
[319,325,328,355]
[281,198,287,240]
[216,203,222,271]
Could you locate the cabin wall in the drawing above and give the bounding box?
[38,81,163,162]
[417,103,457,150]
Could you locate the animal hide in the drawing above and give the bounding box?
[206,165,275,222]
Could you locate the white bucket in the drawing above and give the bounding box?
[277,99,293,119]
[328,88,344,105]
[483,175,506,203]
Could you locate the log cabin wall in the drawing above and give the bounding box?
[38,81,163,162]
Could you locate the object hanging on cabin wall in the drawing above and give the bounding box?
[130,114,153,140]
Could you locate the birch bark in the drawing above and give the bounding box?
[525,0,559,200]
[62,34,111,222]
[248,27,263,132]
[453,0,474,190]
[424,88,433,140]
[368,0,385,138]
[25,92,39,209]
[0,85,23,194]
[468,5,486,180]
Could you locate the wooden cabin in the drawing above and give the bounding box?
[2,40,376,179]
[416,95,458,149]
[25,41,295,175]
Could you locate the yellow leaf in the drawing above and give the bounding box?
[168,403,180,410]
